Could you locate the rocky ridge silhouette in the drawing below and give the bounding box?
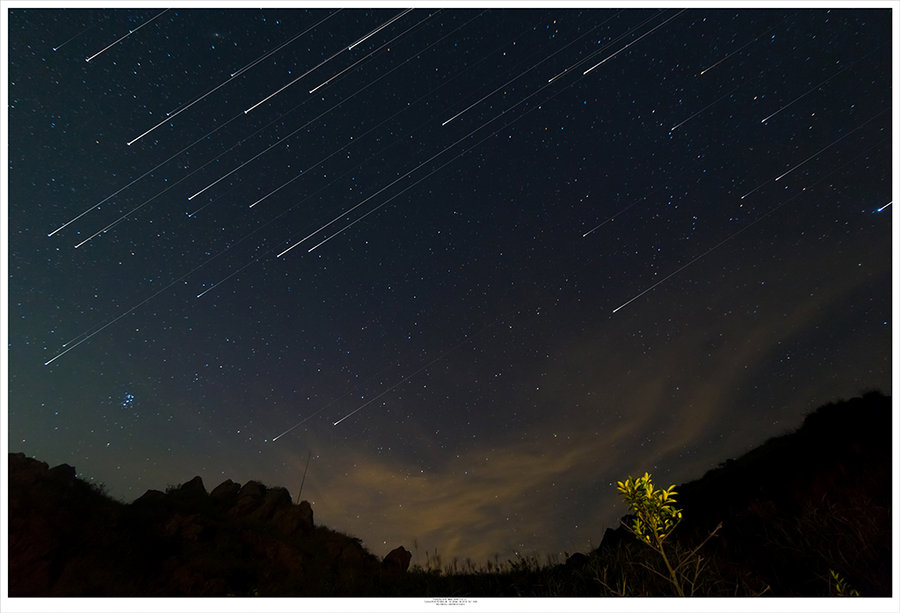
[7,392,893,596]
[8,454,409,596]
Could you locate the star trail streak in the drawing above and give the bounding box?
[441,15,613,127]
[229,9,342,79]
[699,23,778,76]
[49,116,241,237]
[347,8,412,50]
[582,195,647,237]
[126,63,255,146]
[279,35,596,257]
[669,88,736,132]
[244,9,413,114]
[308,10,439,94]
[759,64,850,125]
[126,9,350,145]
[773,109,888,181]
[549,10,657,82]
[583,9,685,75]
[52,17,105,51]
[84,8,168,62]
[614,138,890,313]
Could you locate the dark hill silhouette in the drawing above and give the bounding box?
[7,392,893,596]
[596,390,892,596]
[8,455,404,596]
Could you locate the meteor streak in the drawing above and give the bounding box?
[85,9,169,62]
[229,9,343,79]
[49,115,240,237]
[127,67,241,146]
[193,67,428,202]
[759,65,849,124]
[613,138,888,314]
[75,129,264,248]
[44,252,225,365]
[245,9,413,114]
[203,60,521,293]
[669,88,736,132]
[876,201,892,212]
[276,108,500,256]
[612,226,752,314]
[332,323,496,426]
[583,9,685,75]
[348,8,412,50]
[760,48,881,124]
[774,109,887,182]
[582,195,646,237]
[699,24,777,75]
[740,183,766,201]
[272,357,428,441]
[78,87,342,244]
[210,53,539,290]
[250,11,488,210]
[442,15,613,126]
[272,395,347,441]
[309,10,437,94]
[77,97,324,246]
[53,17,106,51]
[128,11,342,145]
[738,109,886,202]
[546,10,651,83]
[284,19,653,258]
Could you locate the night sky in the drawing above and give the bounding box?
[4,3,895,568]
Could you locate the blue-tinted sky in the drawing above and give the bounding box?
[4,4,894,565]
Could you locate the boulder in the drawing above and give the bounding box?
[298,500,314,527]
[210,479,240,502]
[133,489,166,505]
[273,500,314,536]
[382,546,412,573]
[230,480,266,516]
[8,452,49,487]
[163,513,206,542]
[596,525,631,554]
[48,463,77,483]
[250,486,292,521]
[326,537,371,570]
[177,476,207,497]
[565,552,589,570]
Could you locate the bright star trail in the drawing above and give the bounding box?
[83,8,168,62]
[308,10,439,94]
[441,16,610,127]
[52,16,105,51]
[550,10,658,81]
[244,9,413,114]
[773,109,888,181]
[612,137,889,314]
[8,5,893,576]
[583,9,685,75]
[347,8,412,50]
[698,23,778,76]
[582,195,647,237]
[759,48,884,125]
[229,9,342,79]
[759,65,850,124]
[669,88,735,132]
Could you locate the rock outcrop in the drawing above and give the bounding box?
[382,546,412,573]
[7,455,398,596]
[210,478,240,502]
